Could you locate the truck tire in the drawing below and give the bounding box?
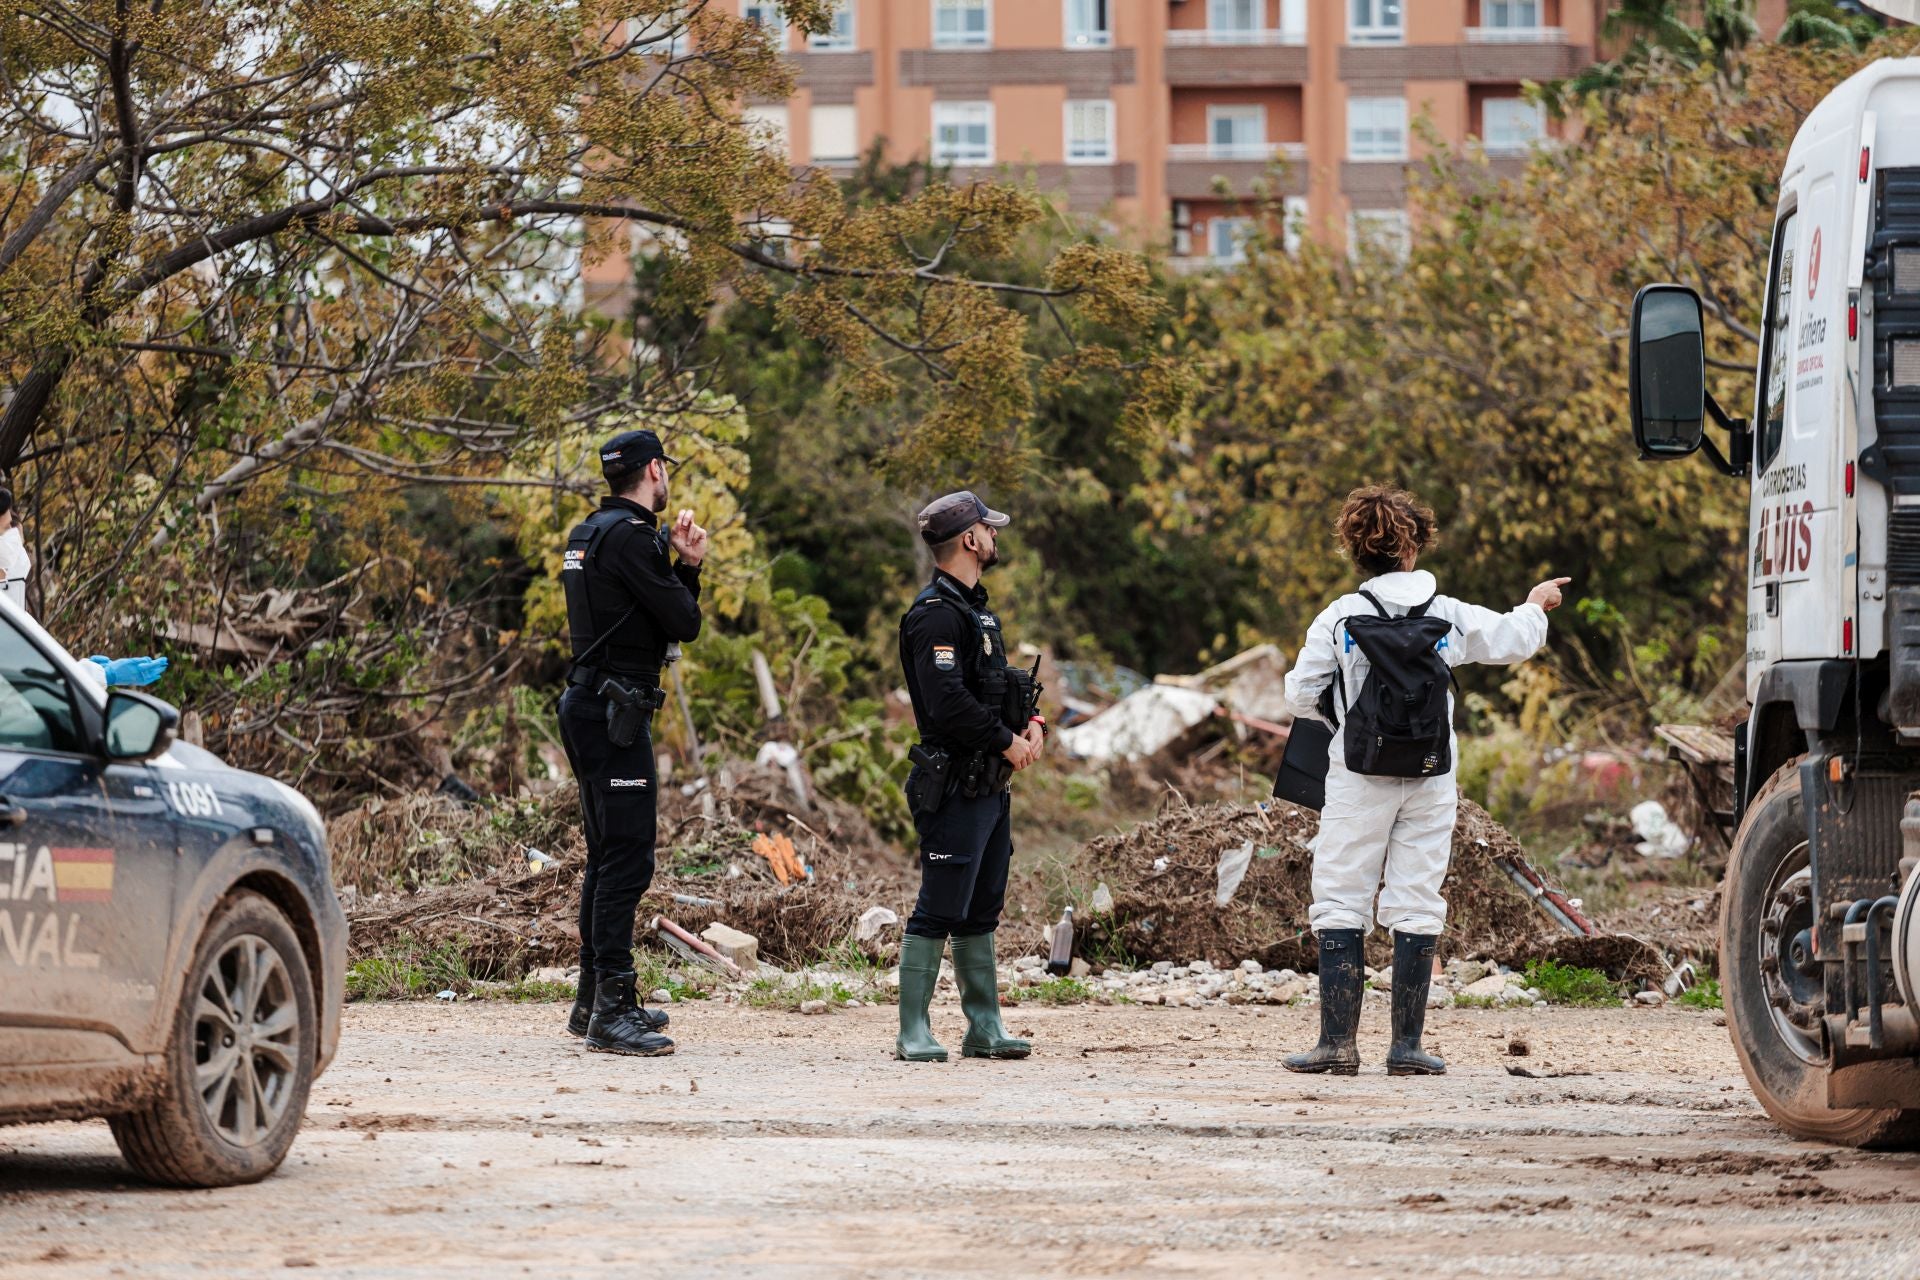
[108,891,317,1186]
[1724,760,1920,1148]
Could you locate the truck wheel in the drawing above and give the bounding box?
[1724,760,1920,1147]
[108,891,317,1186]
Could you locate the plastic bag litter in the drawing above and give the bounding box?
[1215,841,1254,908]
[1629,800,1690,859]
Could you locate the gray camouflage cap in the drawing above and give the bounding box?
[917,491,1010,544]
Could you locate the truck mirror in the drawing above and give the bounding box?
[103,689,178,763]
[1629,284,1710,459]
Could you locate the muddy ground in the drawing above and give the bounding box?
[3,1002,1918,1279]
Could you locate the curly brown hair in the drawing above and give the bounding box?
[1335,485,1436,576]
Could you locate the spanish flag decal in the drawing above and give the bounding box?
[51,847,115,902]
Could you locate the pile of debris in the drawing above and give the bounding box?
[1074,796,1678,981]
[1056,645,1291,765]
[338,765,913,977]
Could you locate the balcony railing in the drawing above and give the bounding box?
[1167,142,1308,162]
[1166,28,1306,46]
[1465,25,1567,43]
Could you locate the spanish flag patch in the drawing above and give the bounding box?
[51,847,115,902]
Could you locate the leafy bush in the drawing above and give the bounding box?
[1522,959,1621,1007]
[1675,978,1723,1010]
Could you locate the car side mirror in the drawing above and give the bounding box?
[1629,284,1709,459]
[103,690,179,763]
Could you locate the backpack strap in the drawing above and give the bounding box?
[1356,589,1389,617]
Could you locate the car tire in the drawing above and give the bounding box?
[1723,760,1920,1148]
[109,891,317,1187]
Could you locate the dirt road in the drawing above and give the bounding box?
[4,1000,1918,1278]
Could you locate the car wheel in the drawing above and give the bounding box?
[109,891,317,1186]
[1723,760,1920,1148]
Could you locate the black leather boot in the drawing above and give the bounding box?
[1283,929,1363,1075]
[585,971,676,1057]
[1385,931,1446,1076]
[567,970,667,1037]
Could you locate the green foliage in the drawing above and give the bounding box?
[1005,977,1096,1006]
[1523,959,1623,1007]
[345,939,474,1001]
[632,952,720,1003]
[1675,978,1724,1009]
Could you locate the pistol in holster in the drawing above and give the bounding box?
[598,674,666,749]
[905,744,954,819]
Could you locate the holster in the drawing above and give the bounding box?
[905,744,953,819]
[596,673,666,749]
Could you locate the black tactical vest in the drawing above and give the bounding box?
[562,507,669,680]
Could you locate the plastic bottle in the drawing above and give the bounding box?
[1046,905,1075,976]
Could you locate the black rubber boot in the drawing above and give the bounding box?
[568,971,667,1037]
[894,934,949,1062]
[1283,929,1363,1075]
[1385,931,1446,1076]
[585,971,676,1057]
[951,932,1031,1060]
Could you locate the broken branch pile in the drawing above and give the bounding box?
[1078,796,1675,980]
[335,767,913,974]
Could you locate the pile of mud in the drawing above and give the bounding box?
[1078,797,1672,979]
[338,767,912,976]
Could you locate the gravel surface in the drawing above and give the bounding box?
[3,1001,1918,1278]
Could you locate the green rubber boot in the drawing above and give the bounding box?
[894,933,949,1062]
[951,932,1031,1060]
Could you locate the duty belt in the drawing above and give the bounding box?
[567,663,663,693]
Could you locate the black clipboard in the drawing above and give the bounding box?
[1271,716,1333,811]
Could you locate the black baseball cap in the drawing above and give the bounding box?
[917,490,1010,544]
[599,429,677,479]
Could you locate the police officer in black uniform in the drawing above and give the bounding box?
[894,491,1046,1063]
[559,429,708,1058]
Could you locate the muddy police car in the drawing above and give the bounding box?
[0,596,344,1186]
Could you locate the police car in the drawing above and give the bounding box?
[0,595,344,1186]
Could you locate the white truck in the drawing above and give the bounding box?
[1630,33,1920,1146]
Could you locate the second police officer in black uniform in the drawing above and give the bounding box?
[559,429,709,1058]
[895,491,1047,1062]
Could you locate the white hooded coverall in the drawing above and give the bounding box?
[0,527,29,617]
[1282,570,1548,937]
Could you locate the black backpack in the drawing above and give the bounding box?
[1329,591,1457,778]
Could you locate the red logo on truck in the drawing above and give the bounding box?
[1808,228,1822,299]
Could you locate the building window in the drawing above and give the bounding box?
[1064,0,1111,47]
[933,0,989,48]
[1348,0,1403,43]
[1347,96,1406,160]
[743,104,791,159]
[742,1,782,30]
[1482,97,1546,154]
[810,103,858,162]
[1208,0,1262,41]
[635,5,691,56]
[809,0,854,49]
[1206,104,1266,158]
[1281,0,1308,41]
[1282,195,1309,255]
[1482,0,1541,28]
[1065,99,1115,164]
[1349,208,1410,260]
[1209,216,1255,263]
[932,101,992,165]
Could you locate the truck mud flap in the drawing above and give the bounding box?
[1828,1057,1920,1110]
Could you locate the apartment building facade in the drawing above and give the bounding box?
[727,0,1619,264]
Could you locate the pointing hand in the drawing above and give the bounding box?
[1527,577,1572,612]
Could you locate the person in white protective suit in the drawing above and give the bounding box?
[1280,486,1567,1076]
[0,490,29,616]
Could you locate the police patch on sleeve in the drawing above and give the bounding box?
[932,644,956,670]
